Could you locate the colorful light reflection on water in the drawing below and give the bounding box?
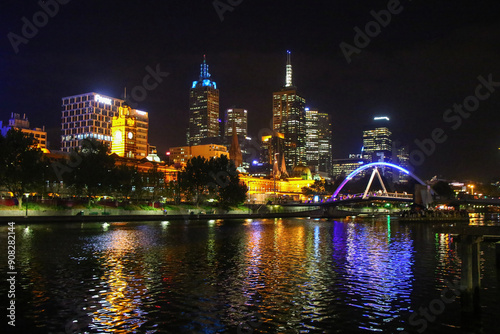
[0,218,499,333]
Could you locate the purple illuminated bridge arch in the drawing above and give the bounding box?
[332,162,426,198]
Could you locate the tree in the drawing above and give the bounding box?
[0,129,44,209]
[165,180,181,204]
[111,164,138,200]
[63,139,116,203]
[144,165,165,203]
[178,155,248,208]
[302,180,326,197]
[432,181,455,199]
[208,155,247,209]
[179,156,210,205]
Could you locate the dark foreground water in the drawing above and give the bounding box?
[1,217,499,334]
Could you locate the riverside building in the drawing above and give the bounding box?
[61,92,149,158]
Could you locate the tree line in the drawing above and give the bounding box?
[0,129,247,209]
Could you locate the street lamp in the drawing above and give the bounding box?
[24,193,29,217]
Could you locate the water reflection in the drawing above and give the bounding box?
[90,229,149,333]
[341,220,414,331]
[0,218,498,333]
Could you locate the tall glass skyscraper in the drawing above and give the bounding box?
[306,108,333,176]
[362,116,392,163]
[188,55,220,146]
[224,108,247,138]
[272,51,306,170]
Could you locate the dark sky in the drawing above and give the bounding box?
[2,0,500,182]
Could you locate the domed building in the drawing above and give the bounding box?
[291,165,312,180]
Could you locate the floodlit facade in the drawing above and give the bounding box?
[305,108,332,176]
[111,105,149,159]
[272,51,306,170]
[169,144,228,164]
[240,174,316,204]
[62,93,125,151]
[188,55,220,146]
[0,113,47,150]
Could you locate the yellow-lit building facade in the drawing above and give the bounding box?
[169,144,228,164]
[240,174,316,204]
[111,106,148,159]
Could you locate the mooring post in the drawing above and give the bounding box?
[459,234,483,314]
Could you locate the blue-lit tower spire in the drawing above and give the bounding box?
[188,55,220,146]
[192,55,217,89]
[200,54,211,80]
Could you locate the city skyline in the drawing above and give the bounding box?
[2,0,500,181]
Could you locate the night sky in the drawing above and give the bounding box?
[2,0,500,182]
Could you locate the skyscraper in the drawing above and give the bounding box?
[272,51,306,170]
[305,108,333,176]
[362,116,392,163]
[224,108,247,137]
[188,55,220,146]
[61,92,122,152]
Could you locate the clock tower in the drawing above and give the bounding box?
[111,105,137,158]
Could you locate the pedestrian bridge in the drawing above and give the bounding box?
[332,191,413,204]
[331,162,428,201]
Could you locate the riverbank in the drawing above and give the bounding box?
[0,203,333,223]
[0,210,329,224]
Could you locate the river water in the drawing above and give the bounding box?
[1,217,499,334]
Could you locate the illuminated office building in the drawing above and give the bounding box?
[188,55,220,146]
[362,116,392,163]
[305,108,332,176]
[61,93,119,151]
[272,51,306,170]
[393,143,410,183]
[0,113,47,150]
[261,132,285,165]
[111,105,149,159]
[332,154,370,179]
[224,108,247,137]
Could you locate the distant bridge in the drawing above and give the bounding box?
[332,162,428,201]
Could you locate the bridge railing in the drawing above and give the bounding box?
[332,192,413,201]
